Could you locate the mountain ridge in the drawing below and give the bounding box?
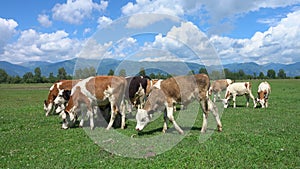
[1,59,299,77]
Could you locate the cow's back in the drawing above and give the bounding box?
[160,74,209,103]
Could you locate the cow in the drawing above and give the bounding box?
[222,82,257,108]
[125,76,150,109]
[62,76,127,130]
[256,81,271,108]
[53,89,71,115]
[135,74,222,135]
[44,80,80,116]
[145,79,160,96]
[209,79,233,102]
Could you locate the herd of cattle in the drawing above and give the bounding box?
[43,74,271,134]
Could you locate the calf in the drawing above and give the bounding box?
[62,76,127,130]
[209,79,233,102]
[222,82,256,108]
[256,81,271,108]
[135,74,222,134]
[44,80,80,116]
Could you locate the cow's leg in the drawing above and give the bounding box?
[87,107,96,130]
[217,91,221,101]
[165,103,184,134]
[213,93,217,102]
[232,94,237,108]
[208,99,222,132]
[120,100,126,129]
[245,94,250,107]
[162,109,168,133]
[200,99,208,133]
[106,103,118,130]
[249,92,256,108]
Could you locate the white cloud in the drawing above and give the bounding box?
[78,38,112,59]
[52,0,108,24]
[210,10,300,64]
[122,0,185,16]
[0,18,18,52]
[121,0,300,35]
[97,16,112,28]
[1,29,81,63]
[144,21,219,65]
[38,14,52,27]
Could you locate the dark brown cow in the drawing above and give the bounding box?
[135,74,222,134]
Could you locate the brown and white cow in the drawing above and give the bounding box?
[62,76,127,130]
[135,74,222,134]
[222,82,257,108]
[44,80,80,116]
[256,81,271,108]
[209,79,233,102]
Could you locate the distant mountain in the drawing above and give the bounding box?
[1,59,299,77]
[0,61,30,76]
[18,61,51,69]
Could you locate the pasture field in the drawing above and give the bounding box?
[0,80,299,168]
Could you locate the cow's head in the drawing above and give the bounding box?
[44,100,53,116]
[61,106,78,129]
[135,109,153,131]
[54,89,71,105]
[221,99,229,108]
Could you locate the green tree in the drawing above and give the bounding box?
[267,69,276,79]
[57,67,67,80]
[0,69,8,83]
[119,69,127,77]
[23,72,34,83]
[258,72,265,79]
[199,67,208,74]
[277,69,286,79]
[238,69,245,79]
[139,67,146,76]
[187,70,195,75]
[48,72,57,83]
[34,67,42,83]
[108,69,114,76]
[11,75,22,83]
[149,73,156,79]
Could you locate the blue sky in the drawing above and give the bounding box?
[0,0,300,65]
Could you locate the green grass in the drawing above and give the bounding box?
[0,80,299,168]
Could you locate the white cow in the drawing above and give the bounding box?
[256,81,271,108]
[222,82,257,108]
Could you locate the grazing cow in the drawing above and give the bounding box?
[222,82,257,108]
[135,74,222,134]
[44,80,80,116]
[62,76,127,130]
[53,89,71,115]
[256,81,271,108]
[209,79,233,102]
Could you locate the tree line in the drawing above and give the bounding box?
[0,66,298,84]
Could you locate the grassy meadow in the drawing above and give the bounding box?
[0,80,299,168]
